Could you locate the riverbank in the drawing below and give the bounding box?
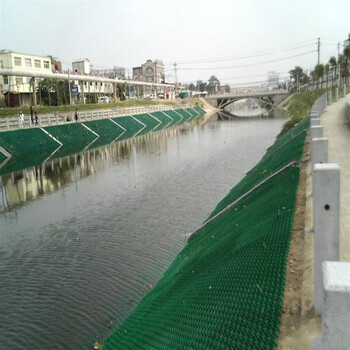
[102,107,309,349]
[0,99,177,118]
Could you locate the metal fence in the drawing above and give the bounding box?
[0,103,193,132]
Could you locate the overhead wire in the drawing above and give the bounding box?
[178,50,317,71]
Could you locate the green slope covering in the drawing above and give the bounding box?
[150,112,172,131]
[103,118,308,350]
[111,116,144,140]
[0,152,6,164]
[176,108,192,122]
[185,107,198,120]
[0,128,59,155]
[44,123,97,144]
[82,119,125,138]
[162,110,182,127]
[132,113,160,136]
[0,150,54,176]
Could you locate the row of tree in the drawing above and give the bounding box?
[187,76,230,94]
[29,78,129,106]
[287,39,350,91]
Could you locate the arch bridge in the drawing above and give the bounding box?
[205,91,290,110]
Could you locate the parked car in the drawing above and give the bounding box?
[98,96,110,103]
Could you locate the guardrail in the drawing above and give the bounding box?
[346,101,350,123]
[0,103,193,132]
[309,90,350,349]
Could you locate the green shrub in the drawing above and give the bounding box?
[279,89,325,136]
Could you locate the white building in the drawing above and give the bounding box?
[0,49,53,106]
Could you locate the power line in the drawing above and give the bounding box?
[218,72,289,81]
[175,43,316,65]
[163,39,317,65]
[178,50,317,71]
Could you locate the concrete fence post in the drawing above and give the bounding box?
[335,87,339,101]
[311,119,321,126]
[344,83,347,97]
[313,163,340,315]
[6,119,10,131]
[29,117,32,128]
[311,138,328,166]
[328,90,332,105]
[48,115,51,125]
[311,262,350,350]
[39,116,42,127]
[311,125,323,139]
[18,117,21,128]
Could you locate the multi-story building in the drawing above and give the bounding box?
[267,71,279,89]
[0,49,54,106]
[91,66,126,79]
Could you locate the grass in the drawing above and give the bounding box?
[279,89,325,136]
[280,85,350,136]
[0,99,176,118]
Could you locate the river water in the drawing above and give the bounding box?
[0,110,286,349]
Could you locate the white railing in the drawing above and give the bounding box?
[0,103,193,132]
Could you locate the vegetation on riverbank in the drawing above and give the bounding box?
[279,89,325,136]
[280,85,350,136]
[0,99,175,118]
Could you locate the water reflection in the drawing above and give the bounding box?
[224,98,272,117]
[0,122,204,212]
[0,111,287,350]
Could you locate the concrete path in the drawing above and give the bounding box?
[321,94,350,261]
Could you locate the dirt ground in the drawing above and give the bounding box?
[278,137,322,349]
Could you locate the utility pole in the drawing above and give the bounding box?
[317,37,320,65]
[174,62,178,98]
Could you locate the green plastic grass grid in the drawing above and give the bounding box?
[82,119,125,137]
[132,113,160,135]
[0,152,6,164]
[103,166,301,349]
[161,110,182,127]
[0,128,59,155]
[0,150,56,176]
[44,123,97,144]
[175,108,193,122]
[150,112,172,131]
[111,116,144,140]
[208,130,306,219]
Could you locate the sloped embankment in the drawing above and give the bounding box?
[103,117,310,349]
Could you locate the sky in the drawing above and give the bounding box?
[1,0,349,86]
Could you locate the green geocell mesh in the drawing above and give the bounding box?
[103,116,309,350]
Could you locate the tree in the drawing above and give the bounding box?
[314,64,325,88]
[196,80,207,92]
[325,63,330,87]
[207,75,220,94]
[289,66,305,91]
[224,84,231,93]
[328,56,337,86]
[188,83,196,91]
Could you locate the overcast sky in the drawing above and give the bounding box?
[1,0,349,86]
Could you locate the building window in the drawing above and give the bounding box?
[25,58,32,67]
[34,59,41,68]
[43,60,50,69]
[15,77,23,84]
[3,76,8,84]
[14,57,21,66]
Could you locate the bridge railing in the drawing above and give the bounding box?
[206,90,289,99]
[0,103,193,132]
